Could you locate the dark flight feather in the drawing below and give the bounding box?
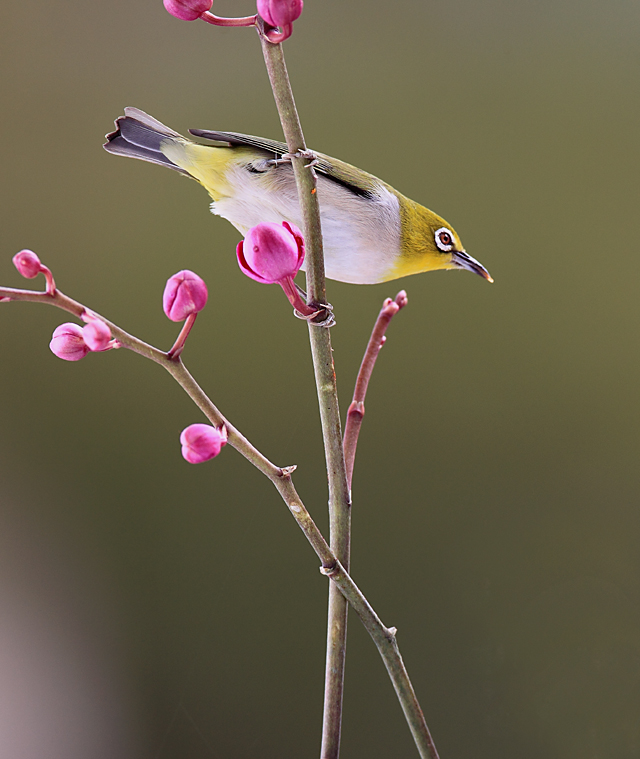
[189,129,376,199]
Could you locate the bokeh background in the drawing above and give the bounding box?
[1,1,640,757]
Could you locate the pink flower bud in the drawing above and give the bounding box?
[83,320,112,352]
[163,0,212,21]
[13,249,42,279]
[237,222,304,284]
[180,423,227,464]
[50,323,90,362]
[163,270,208,322]
[257,0,303,27]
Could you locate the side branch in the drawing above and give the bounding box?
[0,285,278,476]
[0,281,438,759]
[343,291,408,489]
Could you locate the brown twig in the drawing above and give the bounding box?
[0,281,438,759]
[343,291,408,490]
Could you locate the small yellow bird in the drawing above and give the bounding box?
[104,108,492,285]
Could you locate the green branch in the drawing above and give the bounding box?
[259,31,352,759]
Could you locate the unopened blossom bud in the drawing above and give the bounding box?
[50,323,90,362]
[83,320,112,352]
[180,423,227,464]
[13,249,42,279]
[163,270,208,322]
[163,0,212,21]
[237,222,304,284]
[257,0,303,27]
[237,221,318,317]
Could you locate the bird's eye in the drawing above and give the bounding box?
[434,227,454,252]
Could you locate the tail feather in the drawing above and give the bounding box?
[122,107,182,138]
[103,108,189,175]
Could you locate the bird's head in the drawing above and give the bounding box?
[395,200,493,283]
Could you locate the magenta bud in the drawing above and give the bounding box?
[83,320,112,351]
[50,323,90,362]
[13,249,42,279]
[257,0,303,27]
[237,222,304,284]
[163,0,212,20]
[163,270,208,322]
[180,423,227,464]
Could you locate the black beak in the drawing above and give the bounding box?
[451,250,493,282]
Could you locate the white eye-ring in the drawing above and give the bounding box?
[434,227,454,252]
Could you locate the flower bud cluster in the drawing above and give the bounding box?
[163,0,302,42]
[49,317,116,361]
[16,222,314,464]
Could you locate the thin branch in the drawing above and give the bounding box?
[258,27,327,308]
[259,32,352,759]
[0,282,439,759]
[343,291,408,490]
[199,11,257,27]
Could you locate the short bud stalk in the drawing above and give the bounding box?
[167,312,197,360]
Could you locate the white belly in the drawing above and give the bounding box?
[211,164,402,285]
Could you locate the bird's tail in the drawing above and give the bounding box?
[103,107,190,175]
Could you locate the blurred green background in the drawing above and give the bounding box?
[1,1,640,757]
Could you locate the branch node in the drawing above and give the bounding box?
[347,400,365,421]
[278,464,297,478]
[388,626,398,638]
[319,561,339,578]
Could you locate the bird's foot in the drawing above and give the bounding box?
[293,283,335,327]
[270,149,319,168]
[294,305,335,327]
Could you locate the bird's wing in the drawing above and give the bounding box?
[189,129,377,199]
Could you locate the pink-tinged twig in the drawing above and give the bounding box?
[167,312,197,360]
[343,291,408,490]
[199,11,257,27]
[199,12,293,43]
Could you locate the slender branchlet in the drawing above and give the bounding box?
[0,279,440,759]
[343,291,408,489]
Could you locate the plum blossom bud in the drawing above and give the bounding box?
[13,249,42,279]
[257,0,303,27]
[180,423,227,464]
[50,323,90,362]
[83,320,112,352]
[237,222,304,284]
[163,0,212,21]
[163,270,208,322]
[237,222,318,317]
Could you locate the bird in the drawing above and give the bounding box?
[104,108,492,286]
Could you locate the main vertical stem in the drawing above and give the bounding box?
[260,33,352,759]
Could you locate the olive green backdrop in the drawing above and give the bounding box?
[1,1,639,757]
